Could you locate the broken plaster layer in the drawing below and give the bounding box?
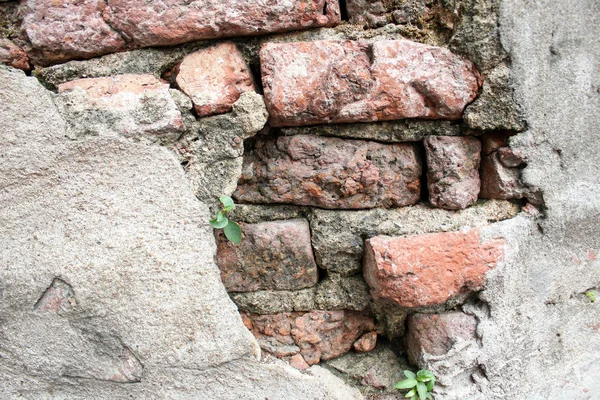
[0,66,362,400]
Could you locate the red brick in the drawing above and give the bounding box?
[353,331,378,352]
[424,136,481,210]
[405,312,477,366]
[260,39,482,127]
[0,39,30,71]
[363,229,505,307]
[234,135,421,209]
[216,219,318,292]
[173,43,256,117]
[22,0,126,65]
[242,310,375,365]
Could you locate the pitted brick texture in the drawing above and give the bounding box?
[234,135,421,209]
[363,229,505,307]
[174,43,256,117]
[425,136,481,210]
[216,219,318,292]
[0,39,30,70]
[242,310,376,365]
[480,132,527,199]
[260,39,482,127]
[22,0,341,65]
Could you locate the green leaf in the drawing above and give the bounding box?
[404,370,417,380]
[411,395,418,400]
[586,289,597,302]
[405,389,416,398]
[426,377,435,391]
[219,196,235,212]
[417,382,427,400]
[425,393,433,400]
[224,220,242,244]
[209,211,228,229]
[394,379,417,389]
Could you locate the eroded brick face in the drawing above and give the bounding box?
[405,312,477,366]
[425,136,481,210]
[0,39,30,71]
[216,219,318,292]
[23,0,341,65]
[260,39,482,127]
[480,132,527,199]
[174,43,256,117]
[241,310,376,365]
[234,135,422,209]
[363,229,505,307]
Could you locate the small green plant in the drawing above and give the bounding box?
[394,369,436,400]
[209,196,242,244]
[585,289,597,302]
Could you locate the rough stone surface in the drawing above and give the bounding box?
[22,0,341,65]
[105,0,341,47]
[33,278,77,313]
[0,38,29,70]
[353,331,377,352]
[479,132,526,200]
[405,312,478,366]
[216,219,318,292]
[464,63,527,131]
[346,0,388,28]
[22,0,127,65]
[363,228,506,307]
[324,341,409,393]
[314,276,372,311]
[234,135,421,209]
[56,74,184,139]
[424,135,481,210]
[242,310,376,365]
[0,65,363,400]
[280,119,463,142]
[261,39,482,126]
[231,288,317,315]
[310,199,519,275]
[174,43,256,117]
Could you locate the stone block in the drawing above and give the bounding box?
[405,312,477,366]
[234,135,421,209]
[0,39,29,70]
[424,136,481,210]
[363,228,505,307]
[260,39,481,127]
[353,331,378,352]
[22,0,341,65]
[242,310,376,365]
[479,133,526,199]
[216,219,318,292]
[57,74,184,138]
[174,43,256,117]
[346,0,387,28]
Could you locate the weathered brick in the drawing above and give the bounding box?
[34,278,76,313]
[424,136,481,210]
[234,135,421,209]
[216,219,318,292]
[260,39,482,127]
[57,74,184,138]
[479,133,526,200]
[353,331,378,352]
[0,39,30,70]
[363,229,505,307]
[174,43,256,117]
[22,0,341,65]
[22,0,126,65]
[405,312,477,366]
[242,310,376,365]
[346,0,387,28]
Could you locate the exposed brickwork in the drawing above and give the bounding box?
[23,0,341,65]
[173,43,256,117]
[242,310,376,365]
[0,39,29,70]
[425,136,481,210]
[216,219,318,292]
[260,39,482,127]
[363,229,505,307]
[234,135,421,209]
[405,312,477,366]
[480,132,527,199]
[353,331,378,352]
